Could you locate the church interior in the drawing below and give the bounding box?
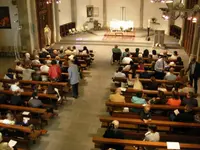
[0,0,200,150]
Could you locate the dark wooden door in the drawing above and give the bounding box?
[183,0,198,56]
[36,0,54,49]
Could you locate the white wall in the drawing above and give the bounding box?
[106,0,141,28]
[58,0,72,25]
[0,0,19,47]
[174,17,183,27]
[76,0,103,28]
[143,0,169,34]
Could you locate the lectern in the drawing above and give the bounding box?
[153,30,165,47]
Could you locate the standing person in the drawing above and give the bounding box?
[48,60,61,81]
[112,45,122,64]
[154,56,168,79]
[186,57,200,94]
[68,60,80,99]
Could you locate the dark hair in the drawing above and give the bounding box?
[107,122,115,130]
[126,54,130,57]
[135,48,140,53]
[117,67,123,72]
[7,68,13,73]
[143,49,149,57]
[125,48,129,52]
[144,67,148,71]
[152,50,157,55]
[43,60,47,65]
[72,46,76,49]
[188,92,195,98]
[177,57,182,62]
[148,125,157,132]
[172,91,179,99]
[51,60,57,65]
[174,51,178,56]
[60,50,63,53]
[129,61,134,65]
[32,91,38,98]
[136,92,142,98]
[16,62,21,66]
[83,46,89,54]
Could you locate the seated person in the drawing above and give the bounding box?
[28,92,43,108]
[32,55,41,65]
[146,76,159,90]
[122,48,130,58]
[0,112,16,125]
[176,69,188,83]
[157,83,167,92]
[123,61,134,71]
[182,92,198,107]
[40,48,49,58]
[112,45,121,64]
[4,68,16,80]
[22,66,35,80]
[149,90,167,105]
[178,82,195,93]
[131,92,146,104]
[51,49,58,58]
[143,49,149,58]
[114,67,126,78]
[32,68,42,81]
[140,67,151,79]
[133,75,143,90]
[173,105,195,122]
[109,88,125,103]
[152,50,158,59]
[143,125,160,150]
[46,55,52,65]
[48,60,61,81]
[132,48,140,57]
[169,51,178,60]
[65,46,72,55]
[138,61,144,70]
[140,104,151,123]
[10,81,23,93]
[10,91,23,106]
[121,54,132,64]
[103,120,124,150]
[0,132,13,150]
[72,46,79,55]
[58,50,66,59]
[164,67,177,90]
[40,60,49,81]
[166,91,181,106]
[175,57,184,66]
[15,61,25,71]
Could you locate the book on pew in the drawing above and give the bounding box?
[8,139,17,147]
[174,109,180,116]
[22,111,30,115]
[23,117,30,124]
[166,142,180,149]
[120,87,127,92]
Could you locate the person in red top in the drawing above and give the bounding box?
[48,60,61,81]
[166,91,181,106]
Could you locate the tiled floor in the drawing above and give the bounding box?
[0,36,199,150]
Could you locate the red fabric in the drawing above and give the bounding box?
[48,65,61,79]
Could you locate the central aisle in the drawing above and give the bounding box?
[32,46,116,150]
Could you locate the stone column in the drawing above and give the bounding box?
[197,38,200,61]
[52,2,60,42]
[139,0,144,29]
[103,0,107,28]
[179,0,187,46]
[17,0,37,53]
[71,0,77,25]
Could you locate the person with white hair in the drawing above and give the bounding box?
[0,132,13,150]
[32,55,41,65]
[24,52,32,67]
[103,120,124,150]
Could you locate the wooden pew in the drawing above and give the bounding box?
[110,88,188,97]
[106,102,200,112]
[99,116,200,129]
[93,137,200,150]
[112,77,181,84]
[0,90,57,100]
[123,70,179,75]
[121,63,184,71]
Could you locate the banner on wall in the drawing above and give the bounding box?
[0,7,11,29]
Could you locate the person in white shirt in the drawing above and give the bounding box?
[122,54,132,64]
[10,81,22,92]
[22,66,35,80]
[154,56,168,79]
[40,61,49,81]
[152,50,158,59]
[15,62,25,71]
[72,46,79,55]
[169,51,178,60]
[114,67,126,78]
[0,112,16,125]
[144,125,160,150]
[65,46,73,55]
[32,55,41,65]
[46,55,52,65]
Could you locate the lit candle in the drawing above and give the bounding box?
[148,19,151,28]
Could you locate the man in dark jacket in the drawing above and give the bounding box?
[186,57,200,93]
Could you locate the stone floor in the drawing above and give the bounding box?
[0,43,199,150]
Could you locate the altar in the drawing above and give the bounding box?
[110,20,134,31]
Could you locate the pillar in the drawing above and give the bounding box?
[179,0,187,46]
[103,0,107,28]
[52,2,60,42]
[191,1,200,57]
[17,0,38,53]
[139,0,144,29]
[71,0,77,25]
